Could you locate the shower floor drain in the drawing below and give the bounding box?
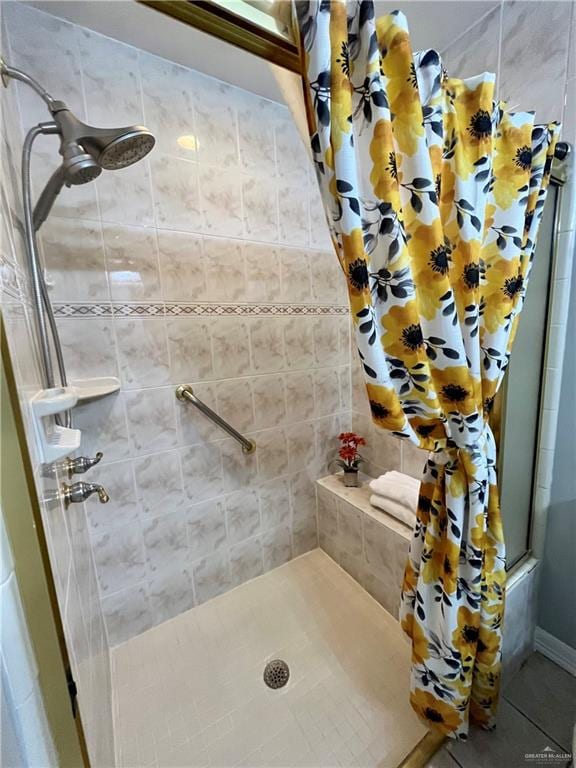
[263,659,290,689]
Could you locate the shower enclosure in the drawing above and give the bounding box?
[1,2,574,767]
[499,184,560,568]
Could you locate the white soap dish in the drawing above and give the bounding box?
[30,387,81,464]
[71,377,121,403]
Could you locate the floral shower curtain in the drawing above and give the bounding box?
[293,0,560,739]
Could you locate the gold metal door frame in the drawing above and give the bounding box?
[138,0,302,72]
[1,319,90,767]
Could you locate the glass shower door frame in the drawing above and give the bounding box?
[496,179,563,570]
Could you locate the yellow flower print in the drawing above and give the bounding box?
[410,690,462,735]
[370,119,402,207]
[381,301,427,365]
[402,559,419,595]
[329,1,353,152]
[409,223,445,274]
[295,3,560,740]
[483,599,505,626]
[431,366,481,416]
[451,240,482,317]
[476,626,501,667]
[486,486,504,544]
[492,119,533,210]
[452,607,480,660]
[416,479,438,524]
[438,162,456,227]
[410,224,450,320]
[447,462,468,499]
[429,144,442,184]
[470,512,486,551]
[409,417,446,450]
[481,251,522,334]
[402,613,430,664]
[469,697,497,728]
[422,533,461,594]
[447,77,495,175]
[365,383,407,431]
[483,202,497,237]
[377,21,424,155]
[340,229,370,316]
[482,377,498,418]
[484,541,500,573]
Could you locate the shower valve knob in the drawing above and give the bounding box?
[62,481,109,508]
[64,452,103,477]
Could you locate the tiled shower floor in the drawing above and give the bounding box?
[111,550,427,767]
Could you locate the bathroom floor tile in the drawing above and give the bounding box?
[502,652,576,752]
[446,699,565,768]
[111,549,427,767]
[425,748,461,768]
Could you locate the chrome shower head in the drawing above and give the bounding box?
[98,129,156,170]
[61,141,102,185]
[51,103,155,172]
[29,104,156,230]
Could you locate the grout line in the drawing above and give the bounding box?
[40,212,334,254]
[443,742,466,768]
[561,0,575,124]
[502,693,569,753]
[495,0,504,102]
[439,1,502,56]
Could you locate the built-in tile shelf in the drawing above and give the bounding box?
[316,473,411,618]
[317,473,414,539]
[71,376,121,403]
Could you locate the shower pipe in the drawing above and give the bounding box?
[22,122,63,394]
[1,60,67,408]
[1,58,155,431]
[176,385,256,454]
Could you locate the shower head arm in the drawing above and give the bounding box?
[0,58,57,110]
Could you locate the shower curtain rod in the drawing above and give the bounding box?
[138,0,302,73]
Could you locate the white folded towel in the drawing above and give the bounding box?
[369,471,420,512]
[369,494,417,528]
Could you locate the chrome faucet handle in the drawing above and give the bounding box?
[62,481,110,508]
[64,452,103,477]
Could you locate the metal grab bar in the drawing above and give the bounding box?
[175,385,256,454]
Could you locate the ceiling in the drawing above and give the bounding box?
[25,0,498,103]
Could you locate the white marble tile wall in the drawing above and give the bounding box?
[2,2,349,650]
[2,0,573,758]
[442,0,574,126]
[0,9,115,766]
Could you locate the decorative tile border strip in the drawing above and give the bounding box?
[54,303,113,317]
[165,303,349,316]
[53,302,349,318]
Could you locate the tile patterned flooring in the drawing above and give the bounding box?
[111,549,427,767]
[427,653,576,768]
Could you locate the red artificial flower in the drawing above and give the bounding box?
[338,432,366,448]
[339,445,357,462]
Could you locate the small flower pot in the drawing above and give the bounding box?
[343,470,360,487]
